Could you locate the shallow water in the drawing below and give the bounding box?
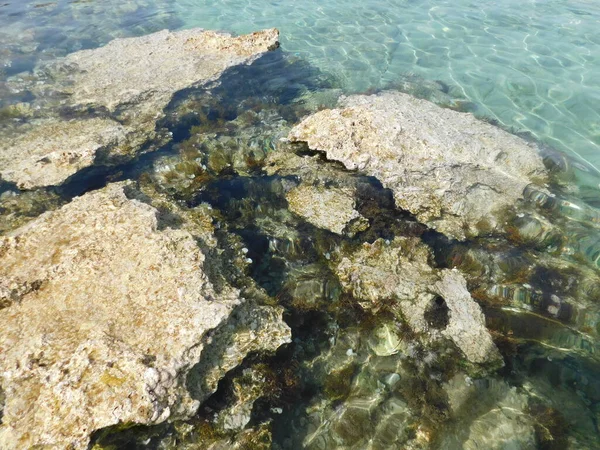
[174,0,600,168]
[2,1,600,449]
[2,0,600,166]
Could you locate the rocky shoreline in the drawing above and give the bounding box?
[1,27,599,450]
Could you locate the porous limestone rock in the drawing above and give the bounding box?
[289,91,548,240]
[48,28,279,114]
[285,183,368,235]
[0,117,129,189]
[1,28,279,189]
[335,238,501,365]
[0,182,290,449]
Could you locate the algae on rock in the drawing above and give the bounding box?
[335,237,502,365]
[289,91,548,240]
[1,28,279,189]
[0,182,290,449]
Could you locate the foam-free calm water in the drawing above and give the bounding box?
[176,0,600,169]
[2,0,599,167]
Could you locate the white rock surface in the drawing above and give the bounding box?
[1,28,279,189]
[285,183,368,235]
[289,91,548,240]
[0,182,289,449]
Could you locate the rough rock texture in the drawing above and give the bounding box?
[51,28,279,113]
[1,28,279,189]
[289,91,548,240]
[0,118,129,189]
[335,238,501,364]
[285,183,368,235]
[0,182,290,449]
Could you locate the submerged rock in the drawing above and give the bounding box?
[0,182,289,449]
[335,238,501,365]
[1,28,279,189]
[285,183,368,235]
[0,187,64,235]
[440,376,537,450]
[289,91,548,240]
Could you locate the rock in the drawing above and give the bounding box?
[1,28,279,189]
[440,377,537,450]
[187,303,291,403]
[0,117,129,189]
[463,388,536,450]
[285,183,368,235]
[0,188,64,235]
[0,182,290,449]
[50,28,279,114]
[335,238,501,365]
[289,91,548,240]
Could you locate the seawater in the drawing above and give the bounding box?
[175,0,600,168]
[2,0,599,167]
[2,0,600,449]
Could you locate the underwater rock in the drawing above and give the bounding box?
[187,302,291,404]
[440,376,537,450]
[335,238,501,365]
[0,187,64,235]
[285,183,369,235]
[0,182,289,449]
[289,91,548,240]
[1,28,279,189]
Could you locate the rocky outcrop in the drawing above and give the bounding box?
[0,117,130,189]
[285,183,368,235]
[289,91,548,240]
[1,28,279,189]
[335,238,501,365]
[0,182,290,449]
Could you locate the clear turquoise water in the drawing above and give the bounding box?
[175,0,600,169]
[2,0,599,168]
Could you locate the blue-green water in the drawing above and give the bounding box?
[2,0,600,167]
[177,0,600,169]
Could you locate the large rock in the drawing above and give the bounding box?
[0,182,290,449]
[335,238,501,365]
[1,28,279,189]
[289,91,548,240]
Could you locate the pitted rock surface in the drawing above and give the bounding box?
[0,182,289,449]
[289,91,548,240]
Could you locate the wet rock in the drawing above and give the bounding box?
[0,182,289,449]
[1,28,279,189]
[440,377,536,450]
[285,183,368,235]
[289,91,548,240]
[335,238,501,365]
[463,389,536,450]
[0,187,64,235]
[187,302,291,403]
